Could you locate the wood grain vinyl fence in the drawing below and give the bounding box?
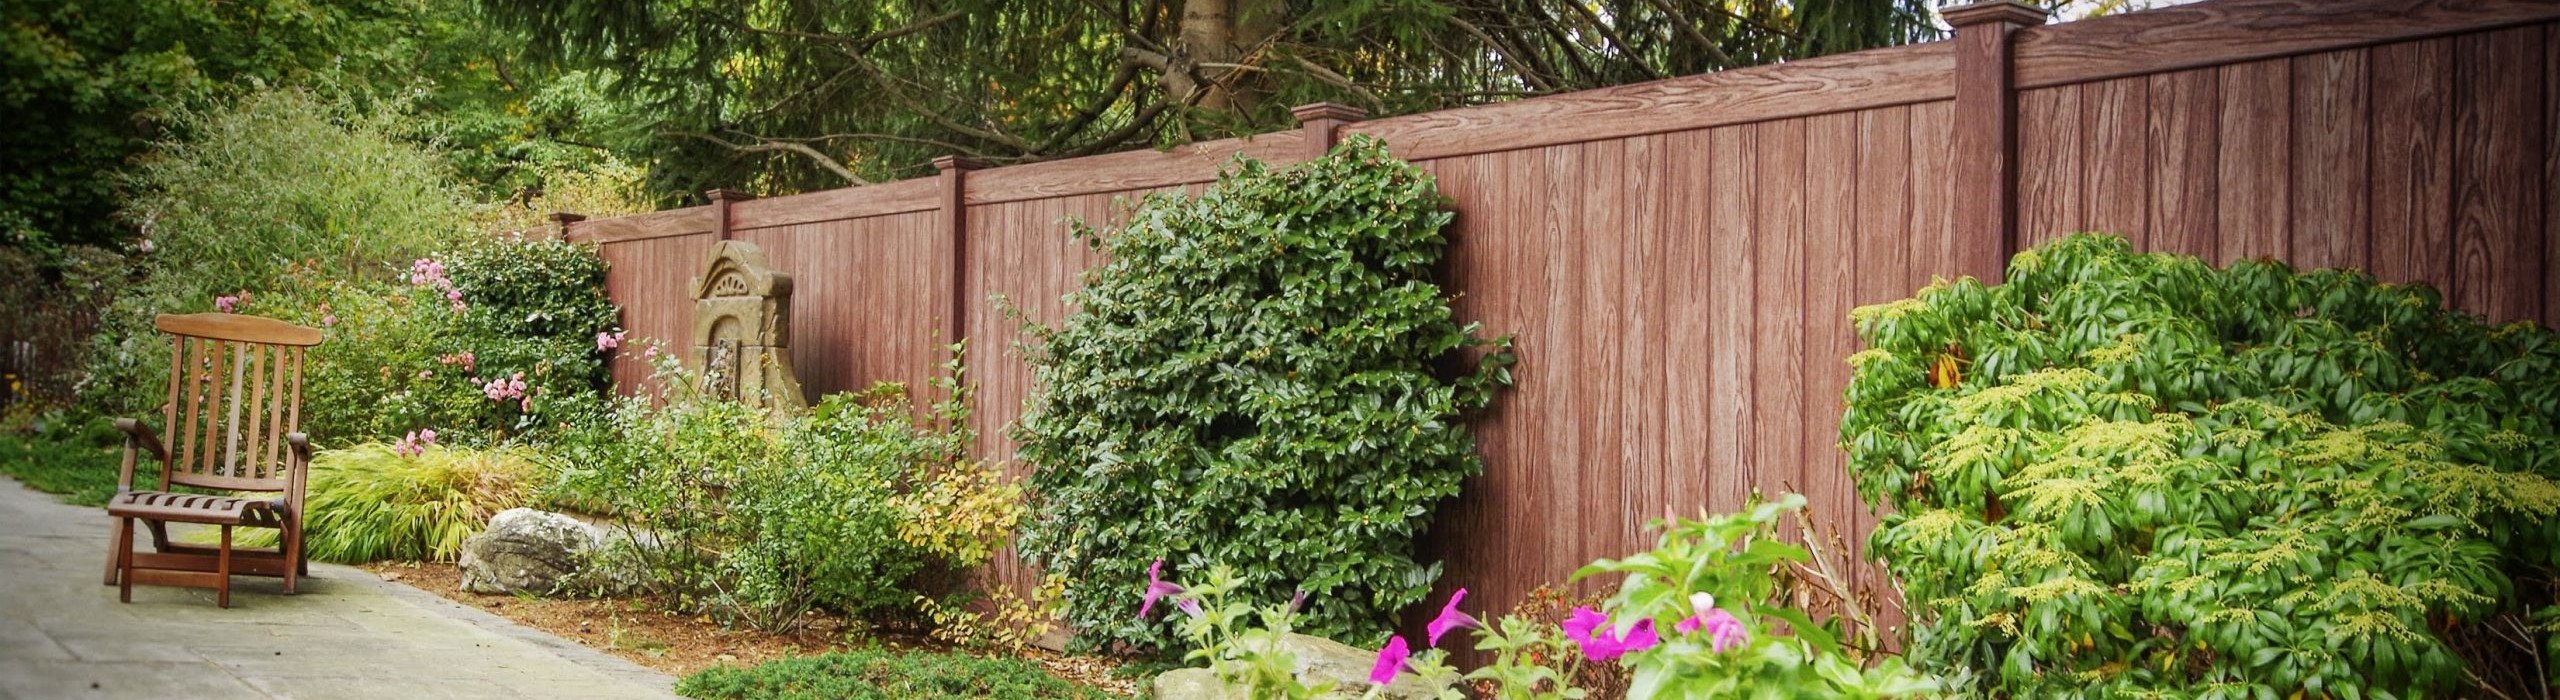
[561,0,2560,639]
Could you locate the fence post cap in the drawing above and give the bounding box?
[932,155,984,172]
[1290,103,1369,124]
[1941,1,2048,27]
[705,188,756,203]
[547,212,587,224]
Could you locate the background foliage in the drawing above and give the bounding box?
[1015,136,1512,651]
[474,0,1993,197]
[1845,234,2560,697]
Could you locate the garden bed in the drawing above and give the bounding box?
[362,561,1140,696]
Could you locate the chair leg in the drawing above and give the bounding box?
[116,518,135,604]
[280,523,299,595]
[216,525,232,609]
[103,516,130,586]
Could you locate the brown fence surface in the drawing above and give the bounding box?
[565,0,2560,634]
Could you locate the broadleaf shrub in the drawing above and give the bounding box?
[1845,234,2560,697]
[1015,135,1513,651]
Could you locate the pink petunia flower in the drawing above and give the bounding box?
[1563,607,1659,661]
[1426,588,1476,647]
[1368,635,1410,686]
[1176,598,1203,620]
[213,295,239,313]
[1137,559,1184,619]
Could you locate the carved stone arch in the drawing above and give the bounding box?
[687,240,807,415]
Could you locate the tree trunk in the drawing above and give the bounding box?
[1177,0,1281,114]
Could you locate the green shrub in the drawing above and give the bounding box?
[1844,234,2560,697]
[193,233,619,448]
[81,89,473,417]
[544,352,1002,632]
[1014,135,1513,652]
[267,442,536,562]
[673,648,1121,700]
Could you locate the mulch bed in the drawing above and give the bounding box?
[361,561,1139,696]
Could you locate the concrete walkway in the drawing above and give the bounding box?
[0,477,682,699]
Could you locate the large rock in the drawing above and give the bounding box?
[457,508,629,596]
[1151,633,1452,700]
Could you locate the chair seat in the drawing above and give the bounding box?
[107,491,287,528]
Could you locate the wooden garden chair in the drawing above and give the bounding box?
[101,313,320,608]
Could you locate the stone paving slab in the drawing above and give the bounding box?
[0,477,682,700]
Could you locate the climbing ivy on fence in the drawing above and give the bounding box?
[1844,234,2560,697]
[1014,135,1513,652]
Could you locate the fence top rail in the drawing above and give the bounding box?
[2012,0,2560,89]
[1353,40,1955,162]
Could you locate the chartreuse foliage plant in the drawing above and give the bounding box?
[1015,135,1512,651]
[288,442,537,562]
[1845,234,2560,698]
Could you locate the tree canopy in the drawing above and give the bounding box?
[479,0,1966,199]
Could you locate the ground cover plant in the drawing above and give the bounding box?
[673,647,1123,700]
[1015,135,1514,652]
[1844,234,2560,697]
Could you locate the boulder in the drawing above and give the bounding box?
[1150,633,1452,700]
[456,508,630,596]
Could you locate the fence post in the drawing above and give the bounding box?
[706,189,754,241]
[1943,1,2046,280]
[934,156,983,352]
[547,212,586,241]
[1291,103,1367,161]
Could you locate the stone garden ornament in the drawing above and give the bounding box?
[688,240,808,415]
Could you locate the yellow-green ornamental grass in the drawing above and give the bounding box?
[240,442,535,563]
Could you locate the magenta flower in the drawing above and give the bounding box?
[1695,608,1747,652]
[1563,607,1659,661]
[1369,635,1410,686]
[596,331,623,352]
[1426,588,1477,647]
[1138,559,1184,619]
[1177,598,1204,619]
[213,295,239,313]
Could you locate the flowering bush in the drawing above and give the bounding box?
[1017,136,1514,652]
[1845,234,2560,697]
[221,234,620,447]
[542,349,1008,632]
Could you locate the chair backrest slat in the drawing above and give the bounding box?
[147,314,320,493]
[172,336,204,485]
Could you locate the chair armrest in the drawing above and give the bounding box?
[286,433,312,461]
[113,418,167,461]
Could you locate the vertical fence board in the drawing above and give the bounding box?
[1751,119,1807,530]
[2019,84,2085,248]
[1619,134,1670,550]
[2290,49,2372,271]
[1803,112,1859,548]
[2452,27,2548,322]
[2371,38,2456,293]
[1534,144,1585,588]
[1575,139,1630,564]
[1853,105,1914,563]
[1908,101,1957,280]
[2084,77,2152,244]
[2218,59,2292,263]
[1661,131,1714,516]
[2147,69,2220,258]
[1707,126,1757,514]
